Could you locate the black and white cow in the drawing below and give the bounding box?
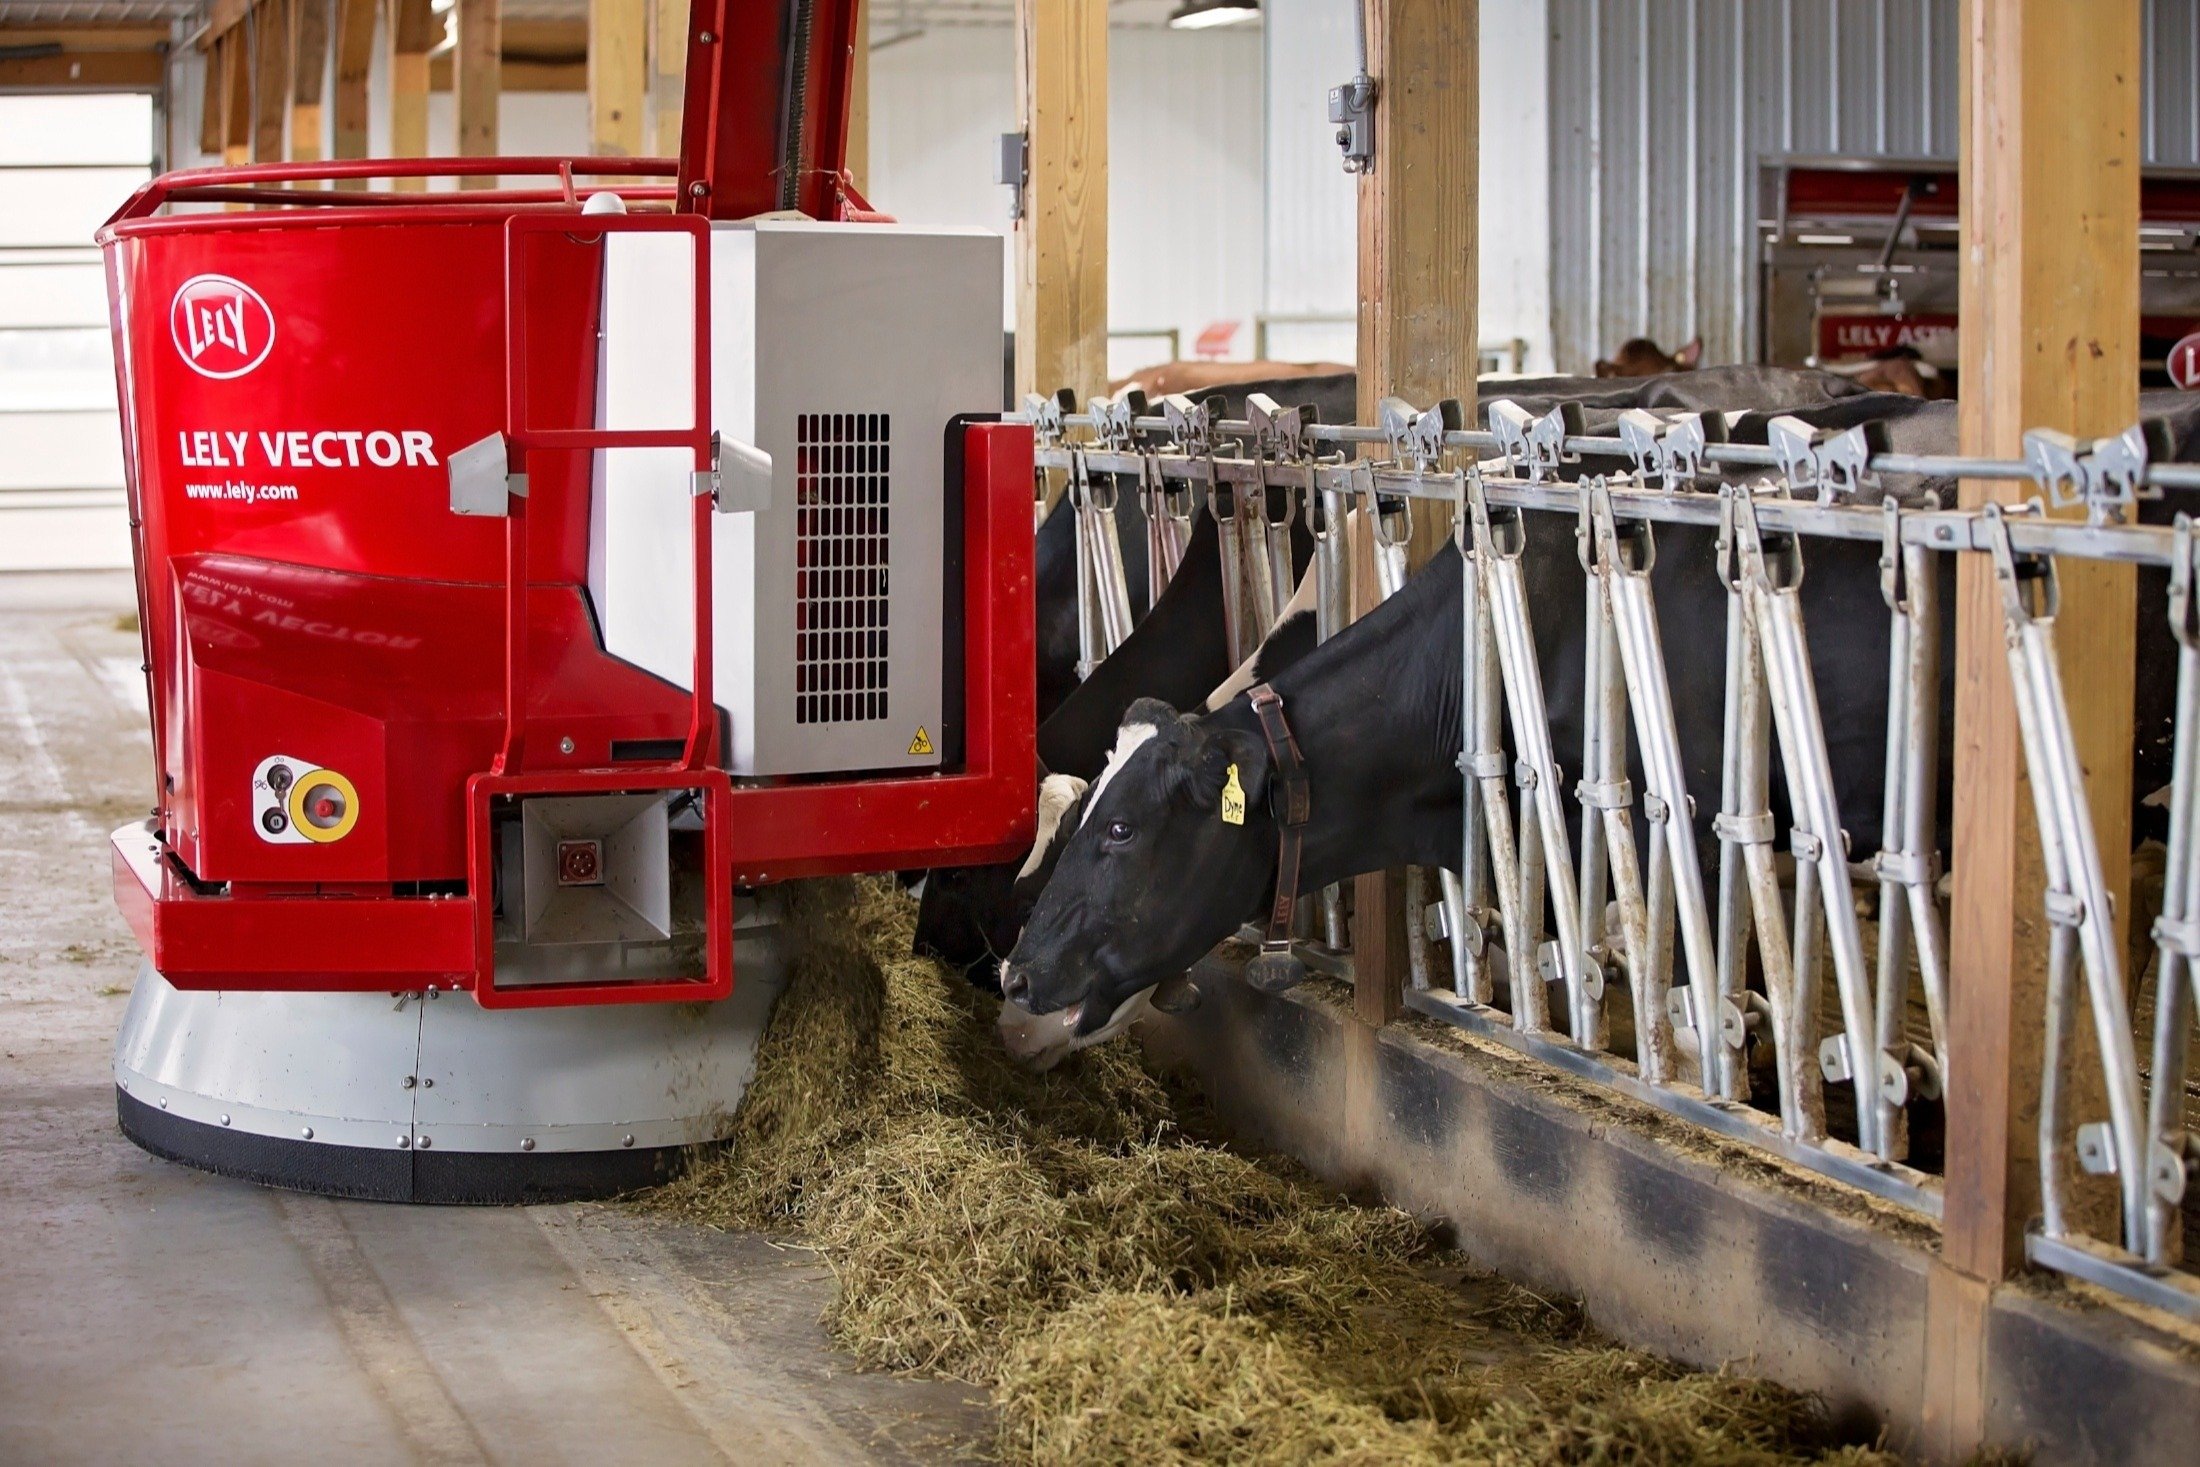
[997,542,1467,1066]
[917,510,1317,980]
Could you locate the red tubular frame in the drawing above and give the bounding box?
[676,0,866,222]
[102,156,681,228]
[469,211,734,1008]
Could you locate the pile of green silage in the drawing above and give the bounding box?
[649,877,1896,1466]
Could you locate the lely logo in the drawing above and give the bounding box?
[170,274,275,380]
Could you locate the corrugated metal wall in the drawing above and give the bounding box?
[1547,0,2200,374]
[1547,0,1961,373]
[2146,0,2200,166]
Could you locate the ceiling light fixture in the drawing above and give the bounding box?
[1169,1,1261,31]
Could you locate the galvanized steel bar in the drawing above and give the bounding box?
[1715,492,1819,1137]
[1987,507,2151,1253]
[1469,472,1601,1044]
[1593,482,1728,1096]
[1732,490,1885,1157]
[1464,512,1544,1032]
[1870,503,1951,1159]
[1030,406,2200,498]
[1313,466,1352,954]
[2145,516,2200,1262]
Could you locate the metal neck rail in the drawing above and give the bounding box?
[1020,393,2200,563]
[1025,389,2200,1324]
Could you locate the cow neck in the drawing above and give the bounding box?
[1208,547,1465,895]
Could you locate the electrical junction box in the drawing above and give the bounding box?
[590,219,1002,776]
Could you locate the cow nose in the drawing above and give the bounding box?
[1000,965,1029,1002]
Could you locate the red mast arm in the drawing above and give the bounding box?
[676,0,866,221]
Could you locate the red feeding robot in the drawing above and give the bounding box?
[98,1,1035,1202]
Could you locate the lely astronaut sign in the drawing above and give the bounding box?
[168,274,440,503]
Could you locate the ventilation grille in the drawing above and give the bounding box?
[794,412,891,725]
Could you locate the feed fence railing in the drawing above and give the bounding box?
[1023,391,2200,1322]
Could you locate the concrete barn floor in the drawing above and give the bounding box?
[0,573,990,1467]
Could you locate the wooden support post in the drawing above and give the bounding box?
[454,0,502,185]
[588,0,647,157]
[846,0,869,195]
[1348,0,1479,1024]
[1928,1,2140,1456]
[1013,0,1107,415]
[252,0,291,164]
[200,35,228,157]
[646,0,687,156]
[331,0,374,175]
[289,0,329,163]
[223,24,254,167]
[389,0,436,190]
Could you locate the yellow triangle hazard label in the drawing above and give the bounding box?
[907,727,934,756]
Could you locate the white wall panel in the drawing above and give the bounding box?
[0,413,126,492]
[1264,0,1555,374]
[1,95,148,573]
[868,23,1264,383]
[1261,0,1357,363]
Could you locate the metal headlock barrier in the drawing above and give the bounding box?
[1021,388,2200,1324]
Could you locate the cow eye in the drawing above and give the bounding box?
[1104,820,1134,845]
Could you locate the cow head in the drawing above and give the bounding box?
[1595,334,1702,377]
[914,773,1088,983]
[996,699,1271,1067]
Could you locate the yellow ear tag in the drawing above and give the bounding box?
[1220,764,1247,826]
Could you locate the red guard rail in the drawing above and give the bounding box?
[468,209,735,1009]
[101,156,681,228]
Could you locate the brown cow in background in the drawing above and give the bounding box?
[1595,335,1702,376]
[1596,332,1947,398]
[1110,359,1353,397]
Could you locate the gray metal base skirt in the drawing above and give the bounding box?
[110,903,788,1205]
[115,1086,690,1204]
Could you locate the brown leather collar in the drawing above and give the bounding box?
[1246,683,1310,984]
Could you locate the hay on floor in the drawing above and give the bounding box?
[650,877,1896,1466]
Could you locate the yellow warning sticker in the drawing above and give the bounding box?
[1220,764,1246,825]
[907,727,934,756]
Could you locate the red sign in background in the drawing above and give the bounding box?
[1814,313,1958,363]
[2169,331,2200,391]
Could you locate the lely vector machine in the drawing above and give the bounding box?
[96,0,1035,1201]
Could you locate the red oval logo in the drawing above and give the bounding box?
[169,274,275,380]
[2170,331,2200,392]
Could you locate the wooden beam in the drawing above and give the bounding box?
[1348,0,1479,1021]
[647,0,688,156]
[1357,0,1477,563]
[846,0,868,194]
[289,0,329,163]
[0,26,172,49]
[588,0,647,156]
[331,0,376,171]
[430,54,587,93]
[252,0,290,163]
[454,0,502,183]
[200,35,227,155]
[1013,0,1108,417]
[0,48,165,89]
[389,0,437,192]
[201,0,255,49]
[223,20,254,167]
[1943,0,2141,1283]
[1931,4,2141,1453]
